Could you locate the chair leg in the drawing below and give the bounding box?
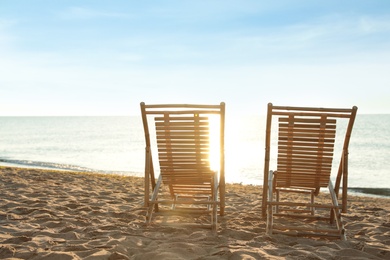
[207,195,211,211]
[328,181,346,240]
[266,170,274,235]
[146,175,162,225]
[310,190,315,215]
[211,202,217,232]
[211,172,219,232]
[172,195,178,210]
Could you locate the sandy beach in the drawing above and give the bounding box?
[0,166,389,259]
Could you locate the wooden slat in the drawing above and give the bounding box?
[155,121,209,126]
[168,183,212,187]
[158,150,210,154]
[272,111,353,119]
[279,133,336,140]
[158,129,208,133]
[274,112,336,190]
[160,172,212,176]
[278,157,333,164]
[279,123,336,133]
[276,170,332,176]
[279,117,337,123]
[171,189,212,193]
[149,200,217,205]
[156,131,209,135]
[278,148,334,155]
[279,124,336,130]
[160,172,212,177]
[277,158,333,165]
[172,185,212,189]
[271,105,354,112]
[275,170,332,176]
[278,162,333,168]
[144,103,222,109]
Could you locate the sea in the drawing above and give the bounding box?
[0,115,389,197]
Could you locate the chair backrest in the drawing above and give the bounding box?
[155,112,214,194]
[141,103,225,197]
[262,103,357,216]
[275,112,337,190]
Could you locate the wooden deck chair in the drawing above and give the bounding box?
[262,103,357,240]
[140,102,225,232]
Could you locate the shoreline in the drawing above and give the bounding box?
[1,162,389,199]
[349,187,390,197]
[1,166,389,259]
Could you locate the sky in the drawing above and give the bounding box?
[0,0,390,116]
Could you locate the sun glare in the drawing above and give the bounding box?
[208,115,221,172]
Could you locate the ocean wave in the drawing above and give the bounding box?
[0,158,141,177]
[0,158,99,172]
[348,187,390,197]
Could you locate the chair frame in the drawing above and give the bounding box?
[262,103,357,239]
[140,102,225,231]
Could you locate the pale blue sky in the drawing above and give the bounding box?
[1,0,389,115]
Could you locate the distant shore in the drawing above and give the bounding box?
[0,166,389,259]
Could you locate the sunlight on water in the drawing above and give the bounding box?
[223,115,265,184]
[0,114,389,190]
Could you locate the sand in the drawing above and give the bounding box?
[0,166,389,260]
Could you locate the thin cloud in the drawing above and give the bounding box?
[359,15,390,33]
